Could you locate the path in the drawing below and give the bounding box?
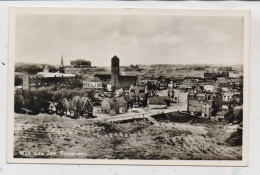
[90,102,187,123]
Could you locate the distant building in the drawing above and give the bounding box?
[201,100,213,118]
[64,68,83,75]
[168,88,188,103]
[224,124,240,133]
[129,85,148,107]
[83,77,103,92]
[159,78,168,90]
[56,98,74,116]
[70,59,91,68]
[148,96,170,109]
[218,67,232,72]
[101,97,128,115]
[188,99,204,114]
[203,84,214,92]
[196,66,206,71]
[188,90,216,116]
[222,92,234,102]
[62,58,92,75]
[130,64,139,69]
[204,71,229,81]
[56,96,93,118]
[110,55,138,93]
[22,66,80,89]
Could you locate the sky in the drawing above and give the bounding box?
[15,14,244,66]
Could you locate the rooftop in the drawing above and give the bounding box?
[36,71,75,78]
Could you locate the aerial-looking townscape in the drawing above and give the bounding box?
[13,13,244,160]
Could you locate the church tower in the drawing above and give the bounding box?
[60,54,64,67]
[59,54,65,73]
[111,55,120,93]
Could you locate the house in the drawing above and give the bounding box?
[205,92,216,101]
[56,98,75,117]
[170,77,184,87]
[203,85,214,92]
[192,85,204,94]
[83,77,103,92]
[222,92,233,102]
[71,96,93,118]
[148,96,170,109]
[216,111,227,121]
[168,88,188,103]
[101,97,128,115]
[129,85,148,107]
[118,75,139,91]
[158,78,168,90]
[196,93,206,101]
[224,124,240,133]
[188,99,204,114]
[56,96,93,118]
[231,94,243,104]
[222,87,229,92]
[201,101,213,118]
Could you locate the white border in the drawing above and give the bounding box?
[7,7,250,166]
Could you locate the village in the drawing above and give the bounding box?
[13,55,244,159]
[15,55,243,124]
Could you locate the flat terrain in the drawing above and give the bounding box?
[14,113,242,160]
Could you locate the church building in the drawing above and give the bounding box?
[110,55,139,93]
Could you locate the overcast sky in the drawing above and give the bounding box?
[15,14,244,66]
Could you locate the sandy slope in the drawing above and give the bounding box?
[14,113,242,160]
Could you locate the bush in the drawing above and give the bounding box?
[226,128,242,146]
[14,94,24,113]
[14,88,95,114]
[15,76,23,86]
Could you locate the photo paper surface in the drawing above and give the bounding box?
[7,7,250,166]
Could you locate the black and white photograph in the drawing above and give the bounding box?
[7,7,250,166]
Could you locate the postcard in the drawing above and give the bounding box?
[7,7,250,166]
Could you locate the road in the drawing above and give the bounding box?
[91,102,187,122]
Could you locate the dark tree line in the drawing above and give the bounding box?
[14,88,95,115]
[15,63,58,75]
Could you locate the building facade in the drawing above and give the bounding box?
[83,77,103,92]
[70,59,91,68]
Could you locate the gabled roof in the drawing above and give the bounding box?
[59,98,74,110]
[103,97,127,109]
[72,96,93,111]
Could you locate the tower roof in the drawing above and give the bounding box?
[111,55,119,60]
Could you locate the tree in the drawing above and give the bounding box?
[14,76,23,86]
[14,94,24,113]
